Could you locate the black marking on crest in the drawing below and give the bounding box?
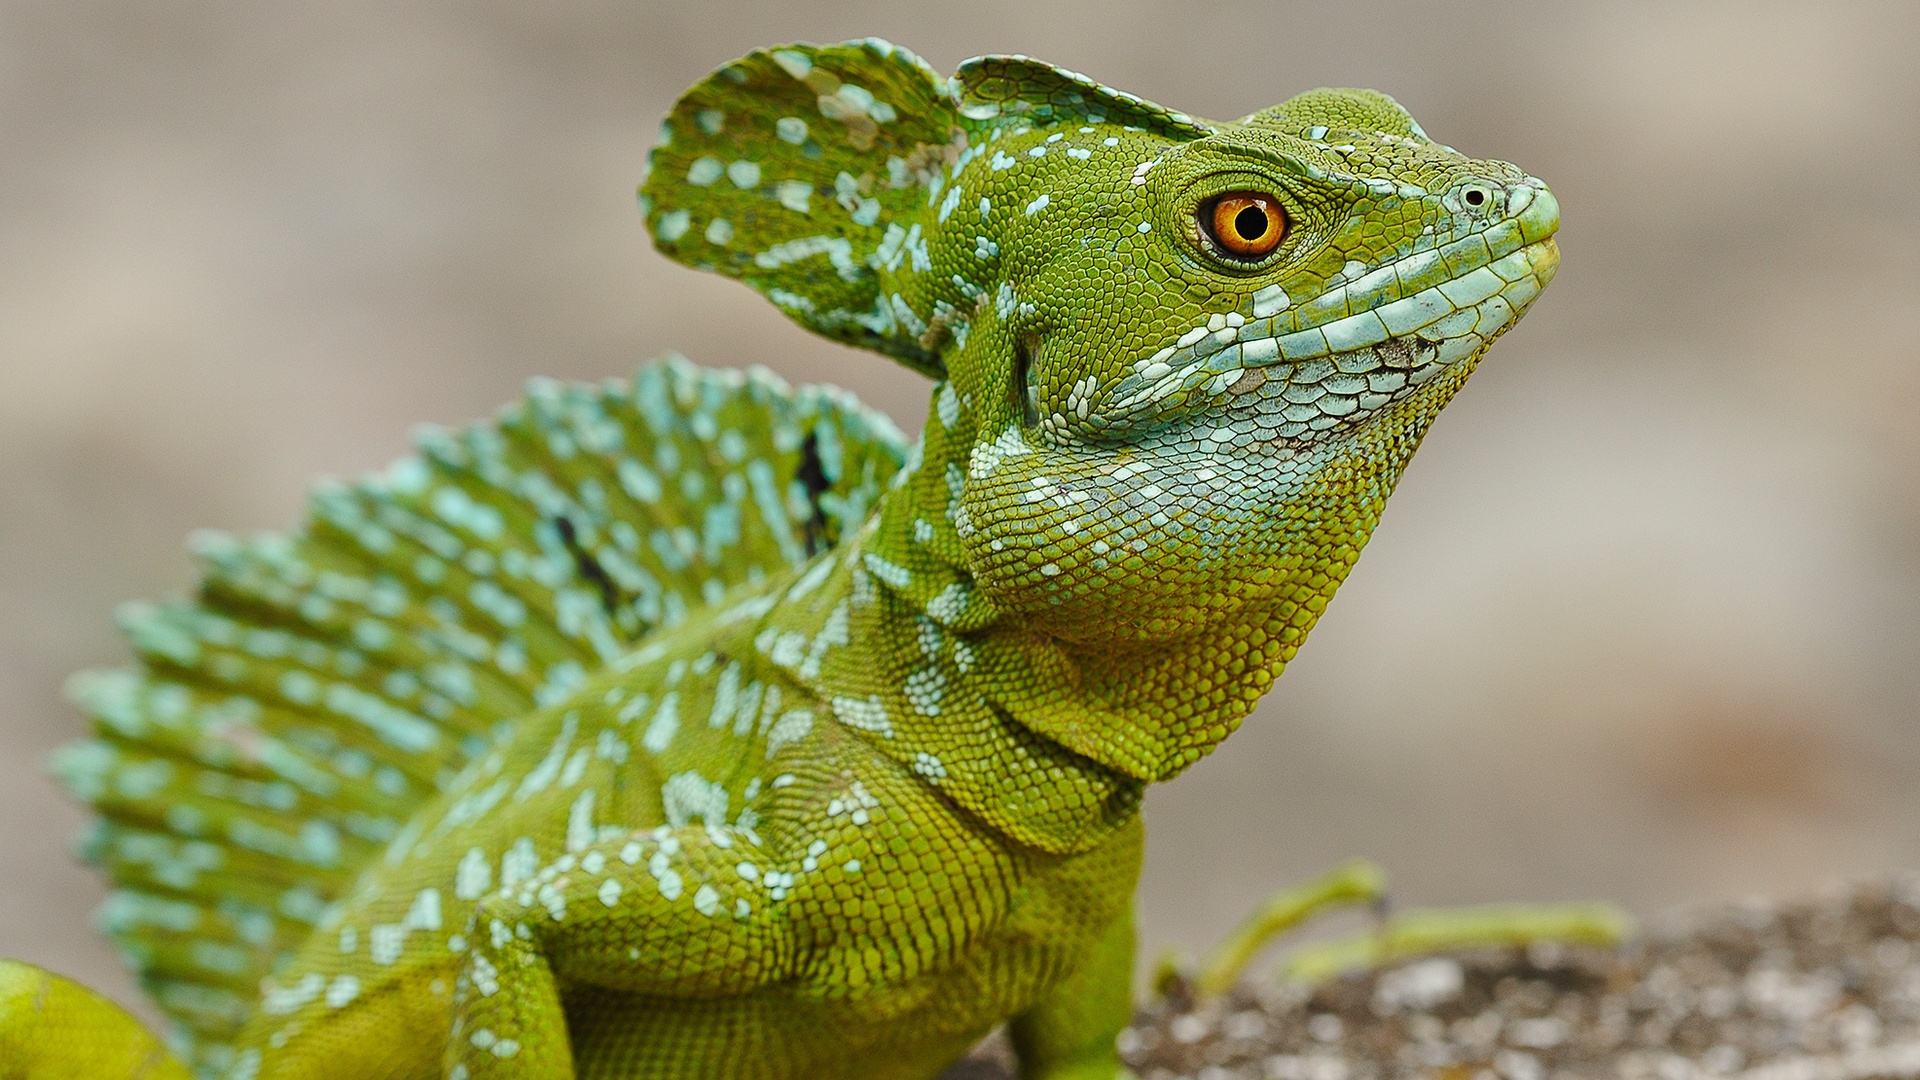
[555,515,626,622]
[797,432,834,558]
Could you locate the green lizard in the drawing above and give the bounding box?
[0,37,1562,1080]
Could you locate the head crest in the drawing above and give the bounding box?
[641,40,1215,378]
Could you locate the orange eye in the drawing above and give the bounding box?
[1205,192,1288,260]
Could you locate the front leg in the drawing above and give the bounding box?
[448,826,797,1078]
[1008,905,1137,1080]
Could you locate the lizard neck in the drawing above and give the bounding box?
[771,356,1462,852]
[827,364,1472,788]
[736,382,1141,857]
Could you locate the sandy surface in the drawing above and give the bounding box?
[949,877,1920,1080]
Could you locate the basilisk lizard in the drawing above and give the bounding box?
[0,37,1567,1080]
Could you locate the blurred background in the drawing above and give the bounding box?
[4,0,1919,1024]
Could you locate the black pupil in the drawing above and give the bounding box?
[1233,204,1268,241]
[1464,188,1486,206]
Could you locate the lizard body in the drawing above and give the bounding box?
[0,38,1558,1080]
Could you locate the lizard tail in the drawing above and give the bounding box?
[48,357,907,1075]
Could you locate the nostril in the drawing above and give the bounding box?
[1462,188,1486,207]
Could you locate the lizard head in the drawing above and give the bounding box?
[944,82,1559,648]
[644,41,1557,778]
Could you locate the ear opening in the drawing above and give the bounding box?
[1012,336,1041,428]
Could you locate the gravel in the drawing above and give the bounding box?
[943,876,1920,1080]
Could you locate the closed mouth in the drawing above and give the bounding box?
[1056,242,1555,448]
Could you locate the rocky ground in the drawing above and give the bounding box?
[944,877,1920,1080]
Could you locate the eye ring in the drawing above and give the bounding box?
[1457,183,1496,213]
[1201,192,1288,261]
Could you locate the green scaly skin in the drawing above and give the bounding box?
[0,39,1558,1080]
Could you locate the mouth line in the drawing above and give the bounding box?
[1086,236,1556,431]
